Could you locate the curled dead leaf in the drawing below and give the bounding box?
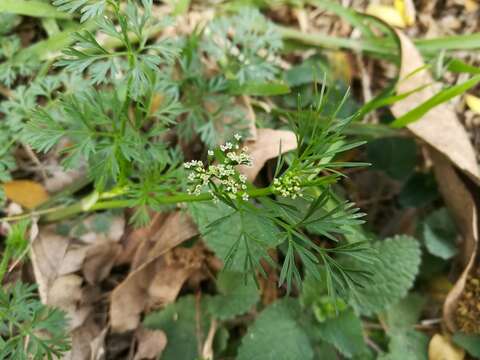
[391,30,480,332]
[239,128,297,181]
[134,327,167,360]
[391,31,480,184]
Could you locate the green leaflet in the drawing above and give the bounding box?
[381,294,426,331]
[379,330,428,360]
[0,0,71,19]
[378,294,428,360]
[143,272,258,360]
[189,201,282,273]
[350,235,422,315]
[206,271,259,321]
[452,333,480,358]
[366,136,417,181]
[301,275,367,358]
[423,208,458,260]
[313,309,366,358]
[237,299,314,360]
[0,282,71,359]
[143,296,209,360]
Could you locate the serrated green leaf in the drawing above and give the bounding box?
[144,295,231,360]
[379,330,428,360]
[314,309,366,357]
[143,296,207,360]
[423,208,458,260]
[207,271,259,320]
[237,299,314,360]
[381,293,426,331]
[350,235,422,315]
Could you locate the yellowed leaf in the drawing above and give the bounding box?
[328,51,352,83]
[3,180,49,209]
[366,4,406,28]
[465,0,479,12]
[465,94,480,115]
[394,0,416,26]
[428,334,465,360]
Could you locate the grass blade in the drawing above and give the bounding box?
[391,74,480,128]
[0,0,71,19]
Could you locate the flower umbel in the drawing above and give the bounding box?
[184,135,252,200]
[273,171,302,199]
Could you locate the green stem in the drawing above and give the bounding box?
[2,187,275,223]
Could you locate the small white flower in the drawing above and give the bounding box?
[234,133,242,141]
[208,150,214,156]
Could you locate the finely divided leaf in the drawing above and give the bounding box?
[189,201,282,273]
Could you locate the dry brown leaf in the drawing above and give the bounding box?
[77,215,125,244]
[48,274,92,330]
[64,316,103,360]
[89,327,108,360]
[130,212,170,269]
[31,214,125,347]
[83,242,122,284]
[432,151,479,331]
[133,327,167,360]
[391,30,479,332]
[3,180,49,209]
[391,31,480,184]
[146,246,204,310]
[110,211,199,333]
[239,128,297,181]
[44,168,86,193]
[428,334,465,360]
[30,226,71,302]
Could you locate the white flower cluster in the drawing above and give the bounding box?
[273,172,302,199]
[184,135,252,201]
